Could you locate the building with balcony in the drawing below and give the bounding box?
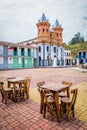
[76,50,87,65]
[0,41,35,69]
[64,50,72,65]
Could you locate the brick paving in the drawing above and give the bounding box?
[29,82,87,123]
[0,67,87,130]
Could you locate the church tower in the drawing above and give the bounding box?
[51,19,63,46]
[37,13,50,43]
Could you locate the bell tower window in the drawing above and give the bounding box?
[43,29,44,32]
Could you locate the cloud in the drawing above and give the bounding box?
[0,0,87,43]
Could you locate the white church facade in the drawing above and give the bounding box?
[17,13,72,67]
[34,13,65,67]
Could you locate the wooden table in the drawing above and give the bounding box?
[40,82,70,122]
[8,78,29,102]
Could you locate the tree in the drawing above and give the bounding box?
[69,32,84,44]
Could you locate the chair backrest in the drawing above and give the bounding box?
[26,77,31,89]
[71,88,78,109]
[0,82,4,90]
[19,81,26,90]
[37,81,45,93]
[43,89,53,111]
[0,82,4,98]
[62,81,72,86]
[62,81,72,95]
[37,81,45,87]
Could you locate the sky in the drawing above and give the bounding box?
[0,0,87,43]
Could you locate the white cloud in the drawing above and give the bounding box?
[0,0,87,43]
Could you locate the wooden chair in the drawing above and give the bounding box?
[37,81,45,113]
[43,89,56,121]
[0,82,13,104]
[58,81,72,98]
[15,81,26,101]
[60,88,78,121]
[15,77,31,101]
[37,81,53,115]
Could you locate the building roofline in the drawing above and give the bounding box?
[17,37,37,44]
[76,50,87,53]
[0,41,36,49]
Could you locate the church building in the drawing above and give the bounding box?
[17,13,65,67]
[35,13,64,67]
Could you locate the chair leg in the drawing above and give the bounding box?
[72,110,75,117]
[66,104,71,121]
[40,101,43,114]
[2,97,4,102]
[4,92,8,104]
[43,103,46,118]
[43,103,54,121]
[48,105,53,121]
[1,94,4,102]
[51,111,53,121]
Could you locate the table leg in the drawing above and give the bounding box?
[13,83,16,102]
[54,92,60,122]
[8,82,10,88]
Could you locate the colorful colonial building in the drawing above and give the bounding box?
[64,50,72,65]
[76,50,87,65]
[0,41,35,69]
